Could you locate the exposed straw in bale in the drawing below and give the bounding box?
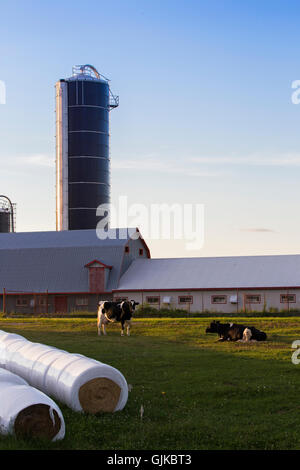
[14,404,61,440]
[79,377,121,414]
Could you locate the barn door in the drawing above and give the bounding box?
[55,296,68,313]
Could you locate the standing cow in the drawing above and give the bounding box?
[97,300,139,336]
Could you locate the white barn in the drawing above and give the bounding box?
[113,255,300,313]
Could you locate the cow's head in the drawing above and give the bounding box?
[205,321,221,333]
[130,300,139,311]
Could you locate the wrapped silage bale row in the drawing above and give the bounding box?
[0,330,128,414]
[0,335,29,369]
[0,368,65,441]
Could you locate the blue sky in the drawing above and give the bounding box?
[1,0,300,258]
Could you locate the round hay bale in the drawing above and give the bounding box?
[14,404,62,440]
[0,368,65,441]
[79,377,121,414]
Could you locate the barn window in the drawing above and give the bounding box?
[245,294,261,303]
[211,295,227,304]
[139,248,144,256]
[76,297,89,306]
[280,294,296,303]
[16,298,28,307]
[146,296,160,304]
[178,296,193,304]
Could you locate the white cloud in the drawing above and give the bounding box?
[190,153,300,167]
[111,157,224,177]
[111,151,300,178]
[0,154,54,171]
[240,228,276,233]
[22,154,54,167]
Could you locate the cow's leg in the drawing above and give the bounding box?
[125,320,131,336]
[121,320,125,336]
[98,315,107,336]
[97,315,101,336]
[217,334,226,341]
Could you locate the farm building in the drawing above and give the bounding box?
[113,255,300,313]
[1,228,300,314]
[0,228,150,314]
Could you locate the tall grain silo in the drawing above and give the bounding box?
[55,64,119,231]
[0,196,15,233]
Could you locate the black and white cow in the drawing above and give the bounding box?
[97,300,139,336]
[205,320,267,342]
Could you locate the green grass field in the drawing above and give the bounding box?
[0,316,299,450]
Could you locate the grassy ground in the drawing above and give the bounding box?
[0,316,299,450]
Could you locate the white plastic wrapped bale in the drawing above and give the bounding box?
[0,330,128,414]
[0,368,65,441]
[0,332,27,368]
[0,337,29,369]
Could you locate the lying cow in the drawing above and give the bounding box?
[97,300,139,336]
[205,321,267,342]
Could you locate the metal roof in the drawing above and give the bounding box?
[115,255,300,291]
[0,229,140,293]
[0,228,134,250]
